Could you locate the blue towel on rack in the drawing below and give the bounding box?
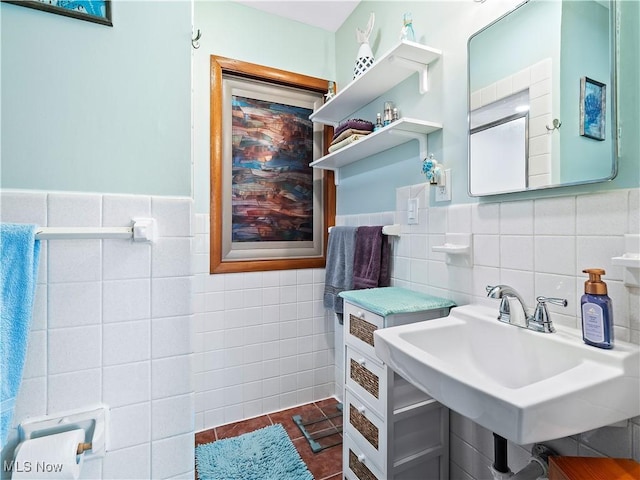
[0,223,41,449]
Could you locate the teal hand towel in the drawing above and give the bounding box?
[0,223,41,449]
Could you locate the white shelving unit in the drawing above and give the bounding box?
[309,41,443,184]
[310,41,442,126]
[311,118,441,183]
[342,294,453,480]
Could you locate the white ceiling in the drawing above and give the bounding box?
[233,0,361,32]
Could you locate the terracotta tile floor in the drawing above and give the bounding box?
[195,397,343,480]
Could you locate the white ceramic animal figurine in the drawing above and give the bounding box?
[354,12,375,79]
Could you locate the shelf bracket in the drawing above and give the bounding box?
[388,129,428,160]
[388,55,430,94]
[418,67,429,95]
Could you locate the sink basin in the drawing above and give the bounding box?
[374,304,640,444]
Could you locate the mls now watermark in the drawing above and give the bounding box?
[4,461,65,474]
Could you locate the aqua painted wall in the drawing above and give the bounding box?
[613,0,639,183]
[469,0,561,94]
[3,1,636,210]
[192,1,336,213]
[560,0,612,184]
[333,0,639,214]
[0,1,192,196]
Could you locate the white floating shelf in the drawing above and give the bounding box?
[310,117,441,182]
[310,40,442,126]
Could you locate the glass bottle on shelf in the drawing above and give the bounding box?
[374,113,383,131]
[383,101,394,126]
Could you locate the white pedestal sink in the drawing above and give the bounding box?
[374,304,640,444]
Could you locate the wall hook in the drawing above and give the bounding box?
[546,118,562,132]
[192,29,201,49]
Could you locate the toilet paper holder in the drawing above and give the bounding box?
[18,406,109,458]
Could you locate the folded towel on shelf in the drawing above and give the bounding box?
[331,128,373,145]
[333,119,374,139]
[353,226,391,290]
[328,134,365,153]
[323,226,357,323]
[0,223,41,449]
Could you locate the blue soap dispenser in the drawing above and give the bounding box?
[581,268,614,349]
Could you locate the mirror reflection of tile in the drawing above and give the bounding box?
[470,59,552,193]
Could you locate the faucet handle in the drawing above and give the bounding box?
[486,285,498,296]
[536,296,568,307]
[531,296,568,333]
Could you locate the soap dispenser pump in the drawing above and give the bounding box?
[581,268,614,349]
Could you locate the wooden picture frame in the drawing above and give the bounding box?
[210,56,335,274]
[3,0,112,26]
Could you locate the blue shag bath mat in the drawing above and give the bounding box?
[196,423,314,480]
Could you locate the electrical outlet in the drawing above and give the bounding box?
[435,169,452,202]
[407,198,418,224]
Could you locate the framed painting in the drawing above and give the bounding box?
[3,0,112,26]
[579,76,606,141]
[210,56,335,274]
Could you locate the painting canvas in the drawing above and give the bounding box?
[210,56,335,274]
[3,0,112,26]
[231,96,315,243]
[579,76,606,141]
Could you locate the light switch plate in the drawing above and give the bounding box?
[407,198,418,224]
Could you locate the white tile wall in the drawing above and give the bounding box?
[192,214,335,431]
[0,190,194,480]
[338,186,640,479]
[6,187,635,479]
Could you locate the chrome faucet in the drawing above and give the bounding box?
[486,285,529,326]
[486,285,567,333]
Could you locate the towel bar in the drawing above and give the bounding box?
[328,224,401,236]
[34,218,157,243]
[35,226,133,240]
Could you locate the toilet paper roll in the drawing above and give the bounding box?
[11,429,85,479]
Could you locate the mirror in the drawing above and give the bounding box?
[468,0,618,196]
